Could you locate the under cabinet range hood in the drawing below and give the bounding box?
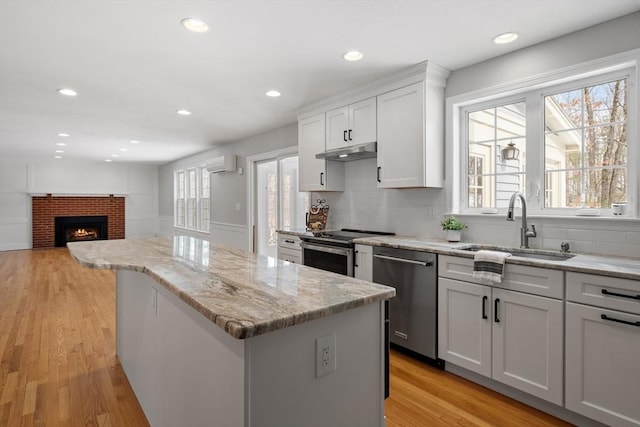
[315,142,377,162]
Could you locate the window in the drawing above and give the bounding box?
[544,79,628,209]
[200,168,210,231]
[175,171,185,227]
[461,68,633,215]
[186,169,197,228]
[174,166,211,232]
[467,102,526,209]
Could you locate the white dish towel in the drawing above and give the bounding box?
[472,250,512,283]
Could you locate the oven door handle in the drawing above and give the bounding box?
[300,242,351,257]
[373,254,433,267]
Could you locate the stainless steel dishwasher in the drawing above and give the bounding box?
[373,246,439,362]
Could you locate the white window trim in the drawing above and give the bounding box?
[446,48,639,219]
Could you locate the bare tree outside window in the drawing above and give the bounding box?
[544,79,627,208]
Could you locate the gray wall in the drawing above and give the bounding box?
[446,12,640,98]
[159,122,298,225]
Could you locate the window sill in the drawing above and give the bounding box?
[448,212,640,223]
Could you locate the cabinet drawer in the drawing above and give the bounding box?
[438,255,563,299]
[567,272,640,315]
[278,234,301,250]
[278,248,302,264]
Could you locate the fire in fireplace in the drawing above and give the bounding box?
[55,216,108,247]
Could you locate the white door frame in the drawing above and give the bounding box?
[246,146,299,253]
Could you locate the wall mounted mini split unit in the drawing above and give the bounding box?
[206,155,236,173]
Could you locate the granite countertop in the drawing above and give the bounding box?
[353,235,640,281]
[67,236,395,340]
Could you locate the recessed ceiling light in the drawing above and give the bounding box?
[176,109,192,116]
[55,150,64,153]
[130,140,139,144]
[265,90,281,97]
[493,32,519,44]
[57,88,78,97]
[105,159,112,162]
[54,155,62,159]
[57,133,70,137]
[119,148,128,152]
[111,154,119,157]
[181,17,209,33]
[56,142,67,147]
[342,51,363,61]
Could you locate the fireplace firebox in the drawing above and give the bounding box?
[54,216,108,247]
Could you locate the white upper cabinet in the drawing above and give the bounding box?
[296,61,449,191]
[377,77,445,188]
[298,113,345,192]
[326,98,377,151]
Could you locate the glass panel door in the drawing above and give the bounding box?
[254,155,308,257]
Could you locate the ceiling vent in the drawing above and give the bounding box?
[206,155,236,173]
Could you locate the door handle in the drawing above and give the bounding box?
[494,298,500,323]
[354,250,359,267]
[343,130,348,142]
[377,166,381,183]
[482,296,488,320]
[373,254,433,267]
[348,129,352,141]
[320,172,324,186]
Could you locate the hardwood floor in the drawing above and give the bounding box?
[385,349,571,427]
[0,248,571,426]
[0,248,148,426]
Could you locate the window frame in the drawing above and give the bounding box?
[174,165,211,232]
[458,65,636,218]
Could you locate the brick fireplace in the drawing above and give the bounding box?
[32,195,125,249]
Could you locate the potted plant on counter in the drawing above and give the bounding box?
[441,216,467,242]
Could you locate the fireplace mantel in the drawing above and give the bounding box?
[29,192,128,197]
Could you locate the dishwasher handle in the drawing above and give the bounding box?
[373,254,433,267]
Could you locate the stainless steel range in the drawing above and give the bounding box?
[300,229,394,277]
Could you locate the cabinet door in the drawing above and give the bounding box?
[278,247,302,264]
[299,114,327,191]
[492,289,563,405]
[566,302,640,427]
[377,82,426,188]
[325,106,349,151]
[298,114,344,192]
[438,278,492,376]
[349,97,377,145]
[354,244,373,282]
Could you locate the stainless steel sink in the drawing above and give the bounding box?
[457,245,575,261]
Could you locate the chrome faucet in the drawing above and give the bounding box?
[506,191,537,249]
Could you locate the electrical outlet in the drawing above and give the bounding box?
[425,206,434,218]
[315,333,336,378]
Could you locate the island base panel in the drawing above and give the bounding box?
[116,270,386,427]
[116,270,245,427]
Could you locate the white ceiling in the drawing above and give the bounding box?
[1,1,639,165]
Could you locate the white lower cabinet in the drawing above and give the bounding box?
[354,244,373,282]
[277,234,302,264]
[438,276,564,405]
[565,295,640,426]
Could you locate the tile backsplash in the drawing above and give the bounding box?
[317,158,640,259]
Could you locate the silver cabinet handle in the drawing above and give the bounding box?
[373,254,433,267]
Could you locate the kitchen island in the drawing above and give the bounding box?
[68,236,395,427]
